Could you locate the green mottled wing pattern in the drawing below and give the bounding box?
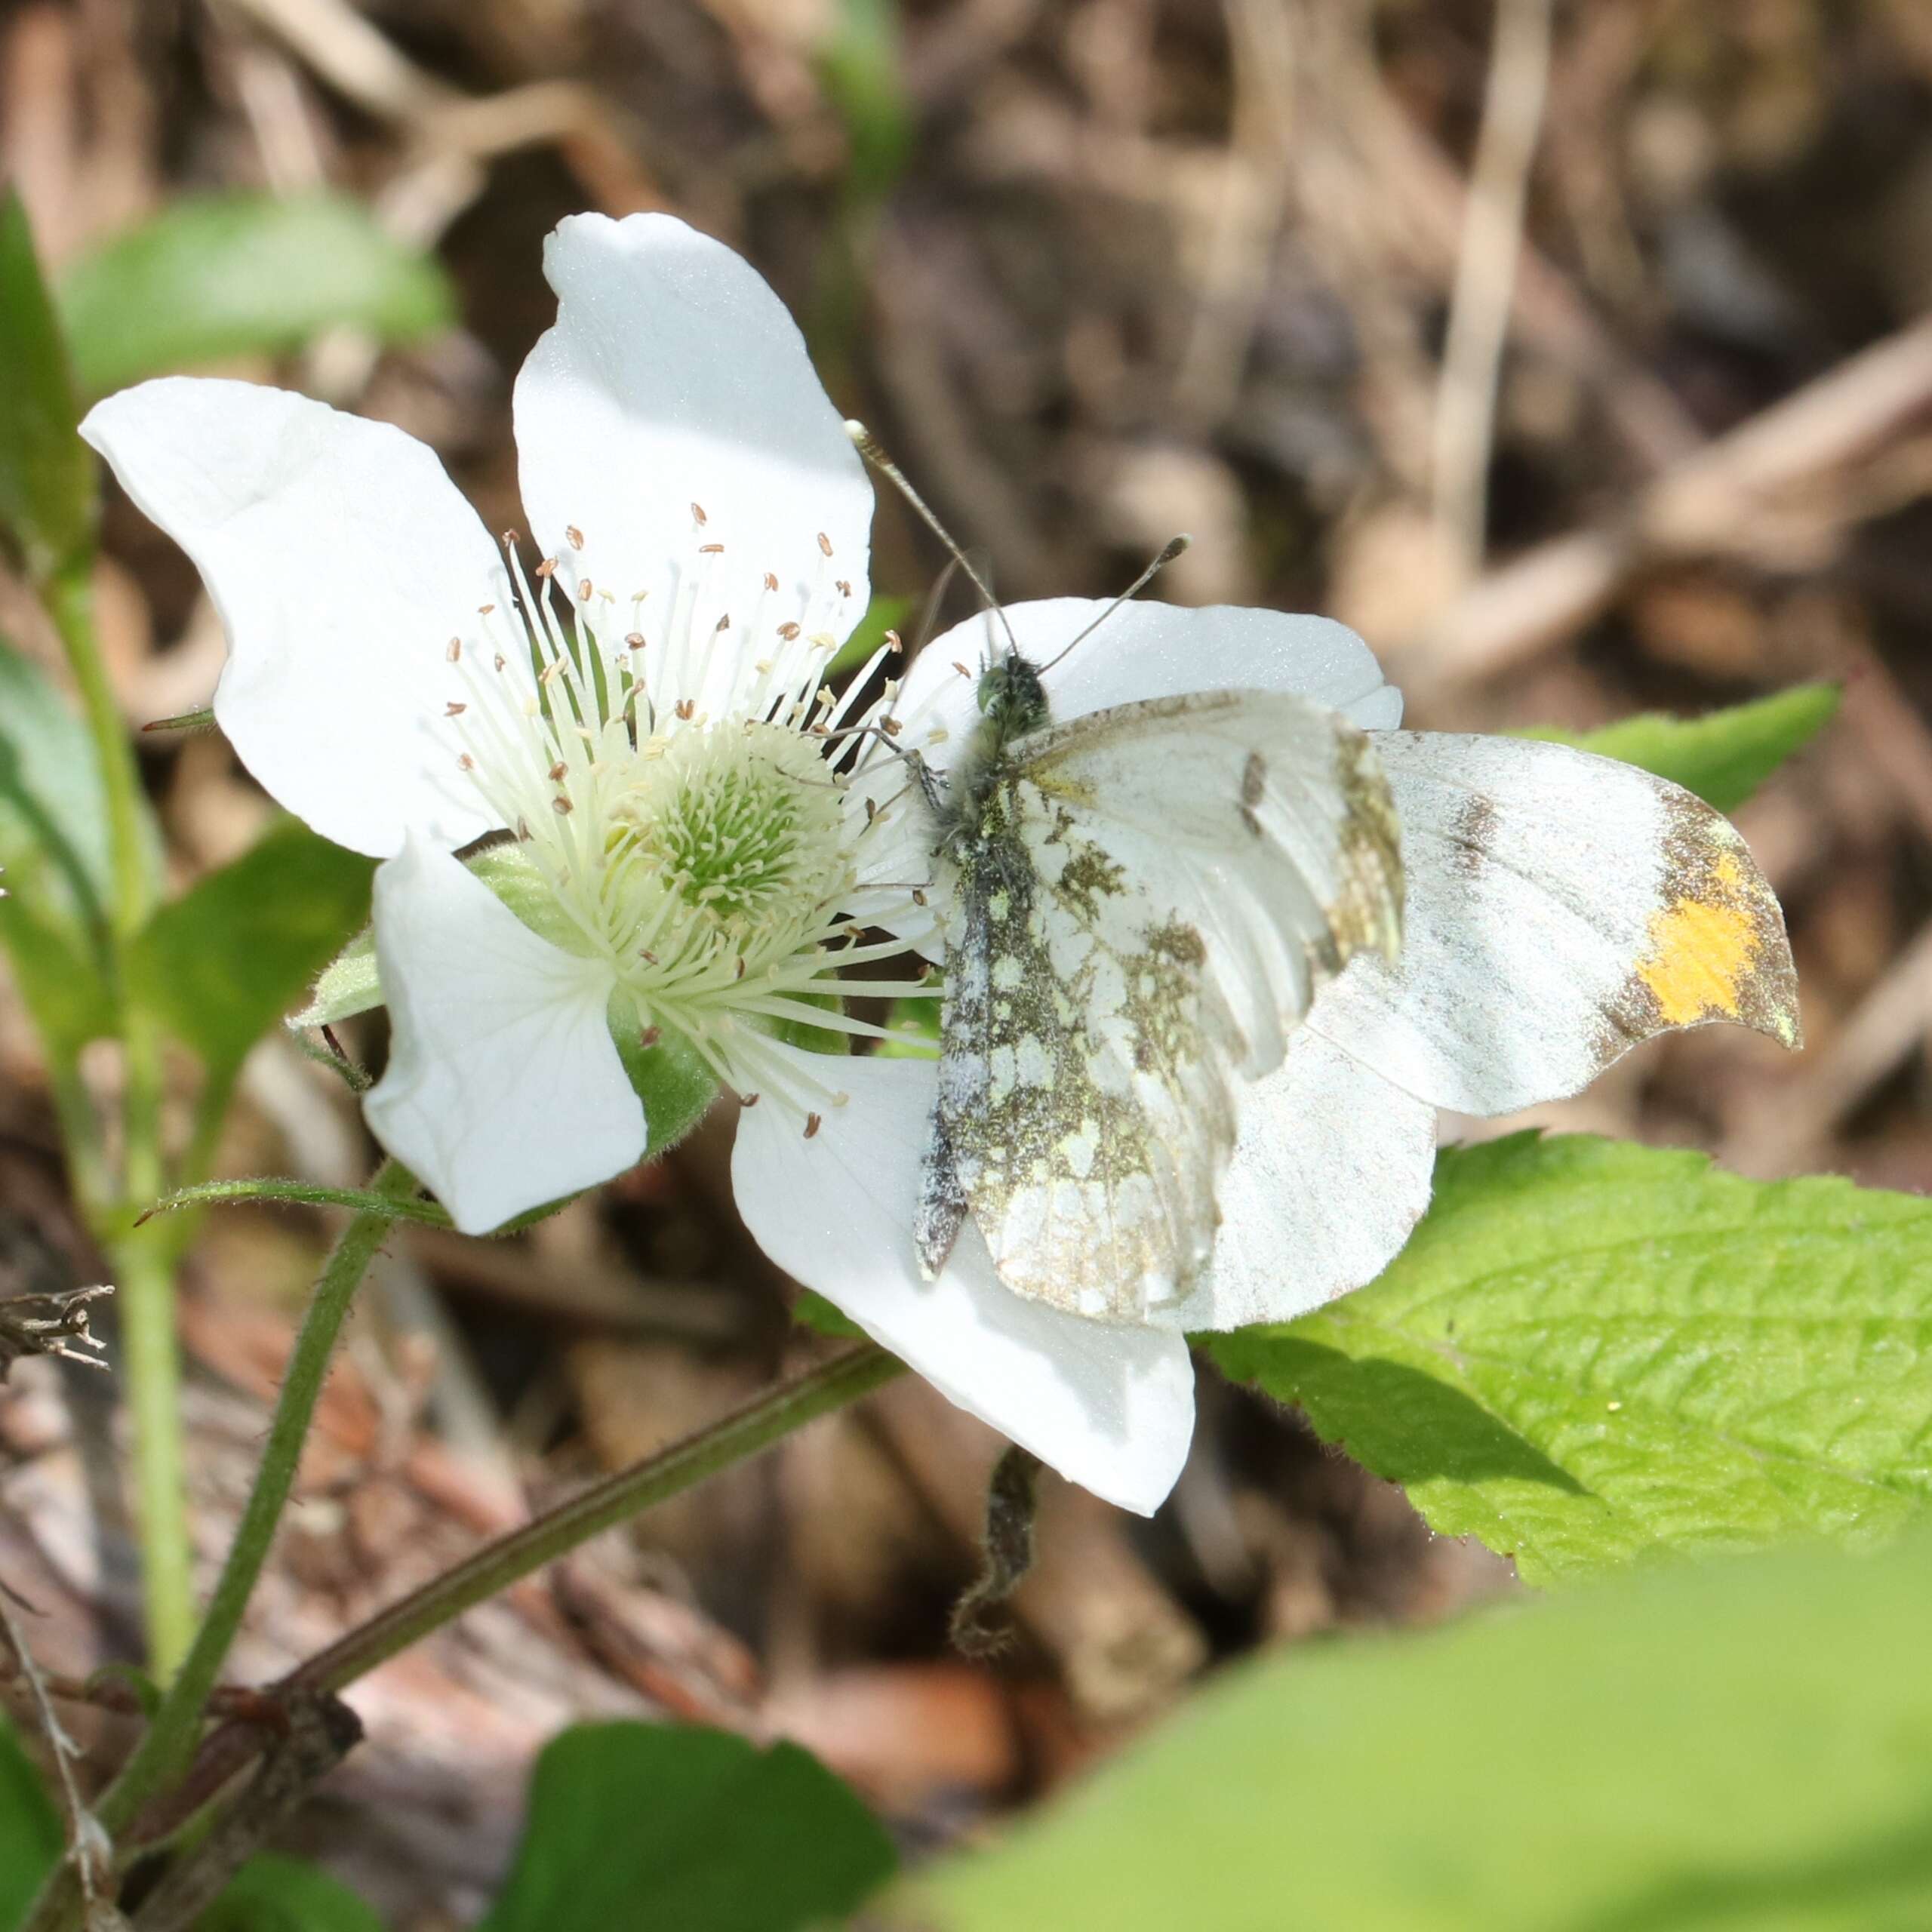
[916,688,1404,1323]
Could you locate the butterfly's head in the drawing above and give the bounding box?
[976,653,1050,745]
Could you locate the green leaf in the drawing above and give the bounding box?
[0,635,112,920]
[0,189,94,580]
[889,1525,1932,1932]
[478,1721,896,1932]
[819,1,914,197]
[132,819,374,1084]
[200,1855,384,1932]
[57,192,454,396]
[794,1288,866,1340]
[1527,682,1838,813]
[1,900,115,1059]
[0,635,117,1052]
[827,592,914,677]
[0,1718,61,1926]
[1208,1134,1932,1587]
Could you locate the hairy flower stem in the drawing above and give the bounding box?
[45,566,195,1675]
[103,1166,414,1833]
[113,1344,906,1867]
[288,1342,904,1699]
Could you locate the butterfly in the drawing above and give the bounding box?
[909,633,1405,1324]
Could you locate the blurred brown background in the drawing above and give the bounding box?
[3,0,1932,1918]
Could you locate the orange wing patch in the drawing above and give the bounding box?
[1632,825,1801,1047]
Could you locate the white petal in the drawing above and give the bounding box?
[1309,734,1802,1115]
[365,835,642,1233]
[731,1046,1195,1515]
[81,378,503,857]
[513,214,873,718]
[1152,1033,1436,1333]
[888,598,1401,780]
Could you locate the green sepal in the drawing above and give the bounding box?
[288,923,380,1032]
[608,989,718,1158]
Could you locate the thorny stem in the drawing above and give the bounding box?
[45,566,194,1676]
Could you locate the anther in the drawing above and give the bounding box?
[881,717,903,737]
[566,525,585,549]
[638,1025,661,1048]
[479,602,496,615]
[691,501,709,525]
[835,579,852,598]
[535,557,558,579]
[577,579,593,602]
[446,637,462,662]
[641,949,658,963]
[912,888,928,906]
[953,662,972,678]
[552,795,573,815]
[864,798,877,824]
[741,1093,761,1108]
[458,753,475,771]
[777,621,801,641]
[817,532,833,557]
[804,1112,823,1139]
[715,614,731,632]
[734,957,746,980]
[501,529,521,549]
[494,653,506,672]
[675,698,695,721]
[699,542,724,555]
[445,701,467,717]
[548,760,567,781]
[626,632,645,650]
[885,629,903,654]
[763,571,780,592]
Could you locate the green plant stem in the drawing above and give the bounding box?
[97,1161,416,1838]
[112,1237,192,1673]
[289,1343,903,1699]
[44,563,198,1677]
[43,565,152,937]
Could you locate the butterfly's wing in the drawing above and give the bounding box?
[917,689,1403,1321]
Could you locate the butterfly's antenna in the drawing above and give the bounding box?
[1033,534,1192,675]
[845,420,1020,663]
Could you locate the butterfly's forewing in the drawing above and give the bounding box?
[918,690,1404,1322]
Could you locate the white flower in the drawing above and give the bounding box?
[80,214,1798,1518]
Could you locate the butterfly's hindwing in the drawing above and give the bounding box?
[921,771,1244,1319]
[916,681,1405,1324]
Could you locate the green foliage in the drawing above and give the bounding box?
[1208,1134,1932,1586]
[608,991,721,1156]
[196,1855,386,1931]
[1528,682,1838,813]
[132,819,374,1087]
[890,1525,1932,1932]
[478,1721,896,1932]
[794,1288,866,1339]
[0,1718,61,1925]
[0,189,94,581]
[57,192,454,396]
[828,592,915,677]
[0,635,118,1054]
[819,0,914,197]
[289,924,382,1032]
